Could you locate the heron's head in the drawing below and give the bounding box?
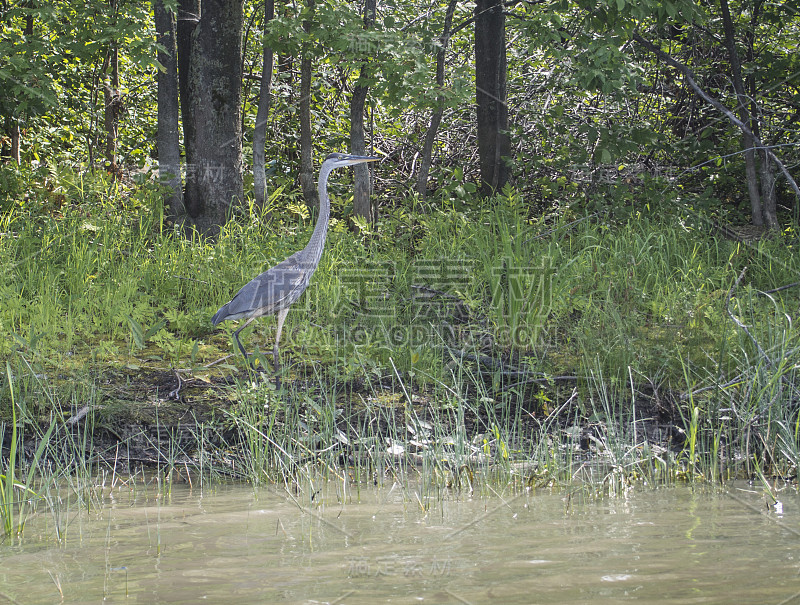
[323,152,381,169]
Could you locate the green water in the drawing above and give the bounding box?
[0,481,798,604]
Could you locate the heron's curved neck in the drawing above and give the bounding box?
[305,163,333,265]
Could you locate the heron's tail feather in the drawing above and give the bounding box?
[211,304,228,326]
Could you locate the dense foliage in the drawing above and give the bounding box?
[0,0,797,224]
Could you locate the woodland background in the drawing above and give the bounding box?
[1,0,797,232]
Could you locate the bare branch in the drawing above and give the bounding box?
[632,31,800,204]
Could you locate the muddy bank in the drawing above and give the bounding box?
[22,364,690,479]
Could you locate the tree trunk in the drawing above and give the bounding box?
[177,0,199,189]
[154,0,183,222]
[253,0,275,209]
[758,150,778,228]
[350,0,376,223]
[103,1,121,178]
[474,0,509,196]
[299,0,317,209]
[18,0,33,164]
[747,0,779,229]
[417,0,457,198]
[11,3,30,165]
[183,0,244,235]
[350,86,370,219]
[23,3,33,36]
[720,0,766,227]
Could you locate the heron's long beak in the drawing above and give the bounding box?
[343,155,380,165]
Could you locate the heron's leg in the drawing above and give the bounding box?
[233,317,256,362]
[273,308,290,389]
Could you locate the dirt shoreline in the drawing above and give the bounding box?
[24,365,689,480]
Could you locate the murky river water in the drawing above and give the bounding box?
[0,480,798,604]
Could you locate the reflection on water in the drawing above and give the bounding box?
[0,481,798,604]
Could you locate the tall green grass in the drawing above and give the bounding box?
[2,167,800,499]
[1,362,56,539]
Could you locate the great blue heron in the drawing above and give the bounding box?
[212,153,380,386]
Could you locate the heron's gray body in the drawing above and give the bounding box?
[211,253,317,324]
[212,153,379,386]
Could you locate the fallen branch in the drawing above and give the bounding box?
[447,347,577,382]
[679,373,745,401]
[762,281,800,295]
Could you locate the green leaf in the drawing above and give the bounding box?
[127,316,144,350]
[144,318,168,340]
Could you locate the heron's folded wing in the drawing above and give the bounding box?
[221,255,316,320]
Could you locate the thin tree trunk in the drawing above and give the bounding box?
[104,0,121,177]
[758,151,778,227]
[8,4,30,165]
[720,0,765,226]
[350,0,376,223]
[417,0,457,198]
[277,53,294,160]
[154,0,183,222]
[475,0,509,196]
[177,0,199,203]
[184,0,244,235]
[350,87,370,220]
[253,0,275,209]
[747,0,779,228]
[23,2,32,36]
[299,0,317,208]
